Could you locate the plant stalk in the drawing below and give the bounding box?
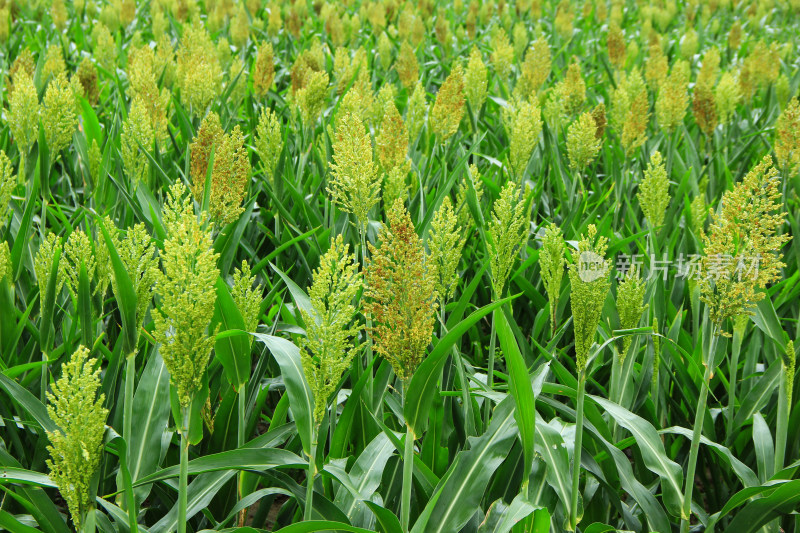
[237,385,247,526]
[401,382,414,533]
[484,310,497,425]
[123,352,136,451]
[775,364,789,473]
[680,331,718,533]
[304,430,318,521]
[178,405,191,533]
[569,369,586,532]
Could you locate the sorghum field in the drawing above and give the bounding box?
[0,0,799,532]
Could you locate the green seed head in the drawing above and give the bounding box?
[539,223,565,322]
[488,182,531,296]
[43,73,78,155]
[253,42,276,97]
[568,225,611,370]
[616,265,647,358]
[231,259,263,338]
[428,196,466,303]
[465,47,488,111]
[46,346,109,531]
[505,97,543,180]
[154,183,220,407]
[8,71,39,156]
[567,111,601,172]
[121,96,155,185]
[300,235,363,425]
[637,151,670,229]
[327,112,381,232]
[775,97,800,175]
[0,151,15,231]
[255,108,283,187]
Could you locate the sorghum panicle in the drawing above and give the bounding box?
[46,346,109,532]
[616,265,647,357]
[300,235,363,424]
[637,151,670,229]
[256,108,283,187]
[427,197,466,303]
[43,73,78,155]
[700,156,790,331]
[327,112,381,232]
[568,225,611,370]
[153,183,220,406]
[431,64,466,142]
[775,97,800,175]
[366,199,438,382]
[488,182,531,295]
[567,111,601,172]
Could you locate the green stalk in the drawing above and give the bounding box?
[304,431,318,521]
[775,365,789,473]
[81,505,96,533]
[680,331,718,533]
[360,227,374,407]
[484,309,497,424]
[123,352,136,451]
[569,369,586,532]
[401,383,414,533]
[725,324,745,443]
[237,385,247,526]
[178,405,191,533]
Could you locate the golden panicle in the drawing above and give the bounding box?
[76,58,100,106]
[715,71,741,126]
[775,97,800,175]
[300,235,363,424]
[700,156,790,332]
[637,151,670,229]
[607,23,626,69]
[680,27,699,58]
[176,18,223,115]
[427,197,466,302]
[46,346,109,531]
[0,151,15,230]
[491,29,514,83]
[728,20,742,51]
[43,45,67,81]
[568,224,611,370]
[645,43,668,90]
[230,4,251,47]
[154,182,220,406]
[591,103,607,140]
[204,124,251,226]
[554,0,574,38]
[121,96,155,187]
[377,100,409,171]
[327,112,381,232]
[515,37,551,101]
[190,111,225,193]
[231,259,263,338]
[253,42,276,97]
[92,23,117,71]
[378,32,393,71]
[366,199,438,382]
[395,41,420,91]
[430,64,465,142]
[295,69,330,126]
[7,49,35,100]
[693,83,718,136]
[562,60,586,116]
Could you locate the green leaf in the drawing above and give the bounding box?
[0,373,57,434]
[495,307,536,485]
[414,396,519,533]
[98,220,138,356]
[213,277,251,388]
[127,349,171,504]
[253,333,315,455]
[724,480,800,532]
[272,521,374,533]
[405,295,516,437]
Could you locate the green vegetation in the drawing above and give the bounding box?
[0,0,798,532]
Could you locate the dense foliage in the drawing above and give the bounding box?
[0,0,799,532]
